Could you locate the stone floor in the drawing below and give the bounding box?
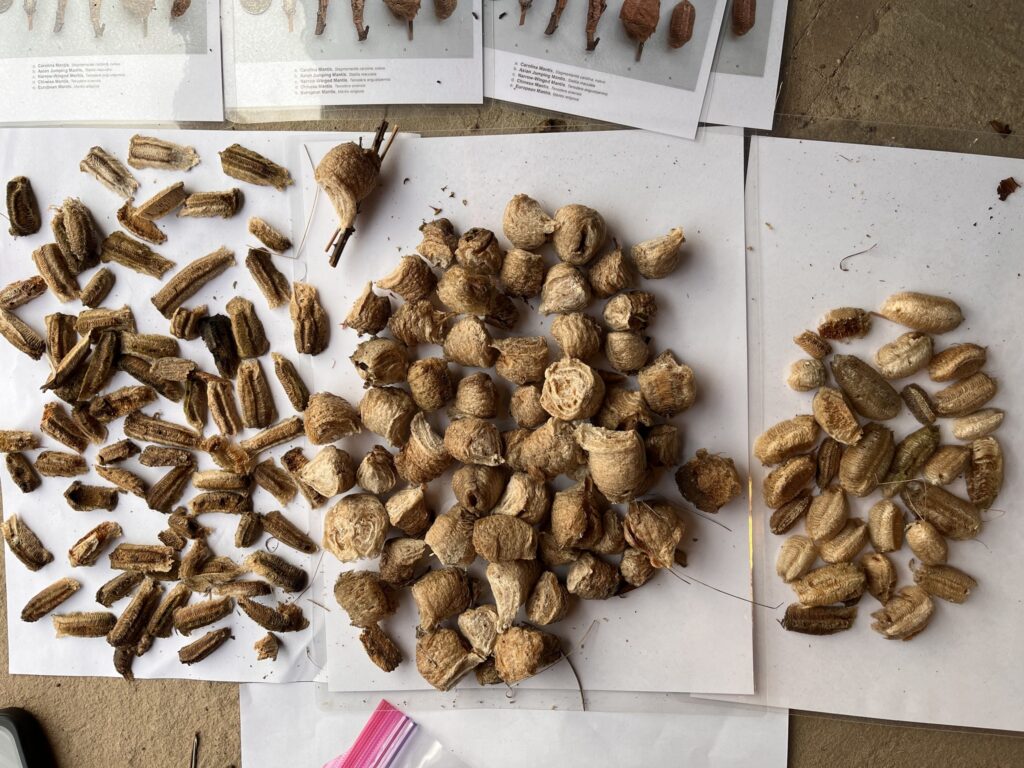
[3,1,1024,765]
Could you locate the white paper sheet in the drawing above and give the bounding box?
[0,127,326,683]
[0,0,223,123]
[484,0,726,139]
[702,0,788,130]
[222,0,483,121]
[702,136,1024,731]
[240,682,790,768]
[301,127,755,695]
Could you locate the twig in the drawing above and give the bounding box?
[519,0,531,24]
[324,120,400,267]
[370,120,389,154]
[324,227,341,253]
[328,227,356,268]
[544,0,567,34]
[585,0,606,50]
[315,0,330,34]
[351,0,369,40]
[379,123,400,161]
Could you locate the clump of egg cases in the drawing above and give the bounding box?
[322,195,741,689]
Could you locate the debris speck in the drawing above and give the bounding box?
[990,120,1013,136]
[997,177,1019,201]
[534,117,568,133]
[839,242,879,272]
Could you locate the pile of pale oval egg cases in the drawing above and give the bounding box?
[757,293,1004,640]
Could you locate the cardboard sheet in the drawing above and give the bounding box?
[301,127,755,696]
[485,0,726,139]
[0,127,322,683]
[240,682,790,767]
[703,136,1024,731]
[222,0,483,121]
[702,0,788,129]
[0,0,223,123]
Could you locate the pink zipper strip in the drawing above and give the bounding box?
[324,700,418,768]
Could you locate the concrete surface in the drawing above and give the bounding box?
[4,2,1024,766]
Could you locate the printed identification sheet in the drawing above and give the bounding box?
[486,0,726,139]
[702,0,787,129]
[222,0,483,120]
[0,0,223,123]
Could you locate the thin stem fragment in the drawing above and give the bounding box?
[316,0,330,34]
[351,0,368,39]
[585,0,606,50]
[519,0,531,25]
[544,0,567,35]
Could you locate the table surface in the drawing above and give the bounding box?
[4,1,1024,765]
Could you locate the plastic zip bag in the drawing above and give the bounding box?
[326,700,471,768]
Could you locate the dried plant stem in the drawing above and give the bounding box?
[545,0,567,34]
[327,227,355,268]
[351,0,368,39]
[519,0,530,24]
[326,121,399,267]
[89,0,105,35]
[315,0,330,34]
[53,0,67,32]
[585,0,606,50]
[379,122,400,161]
